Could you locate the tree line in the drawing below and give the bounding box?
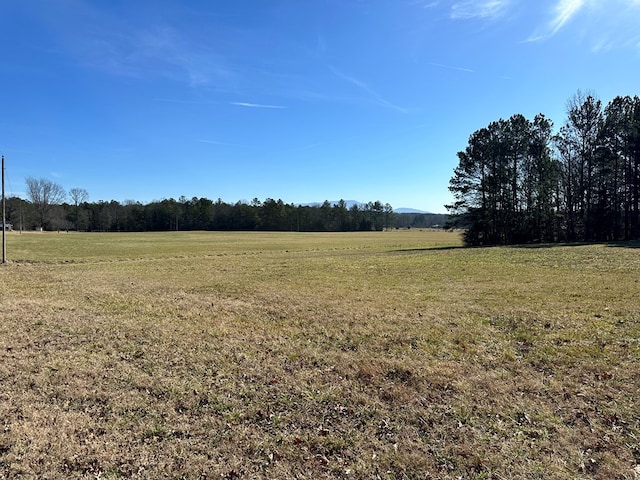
[448,91,640,245]
[5,188,399,232]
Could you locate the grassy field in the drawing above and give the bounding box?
[0,230,639,479]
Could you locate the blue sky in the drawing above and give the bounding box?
[1,0,639,213]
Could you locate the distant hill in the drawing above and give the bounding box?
[394,207,429,214]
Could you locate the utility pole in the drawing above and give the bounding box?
[2,155,6,264]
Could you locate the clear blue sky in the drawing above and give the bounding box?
[1,0,639,213]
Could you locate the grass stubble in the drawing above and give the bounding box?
[0,230,639,479]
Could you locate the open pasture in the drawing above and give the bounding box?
[1,230,639,479]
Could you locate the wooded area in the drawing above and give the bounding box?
[448,92,640,245]
[5,196,411,232]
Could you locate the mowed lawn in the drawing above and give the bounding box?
[0,230,639,479]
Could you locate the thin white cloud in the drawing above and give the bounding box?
[429,62,474,73]
[523,0,584,42]
[328,65,408,114]
[198,139,241,146]
[329,66,368,91]
[106,25,233,87]
[522,35,545,43]
[409,0,439,7]
[42,3,237,89]
[230,102,286,109]
[153,98,217,105]
[548,0,585,36]
[594,1,640,52]
[591,38,615,53]
[297,142,323,151]
[450,0,509,20]
[526,0,640,49]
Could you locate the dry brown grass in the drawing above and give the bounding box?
[0,231,639,479]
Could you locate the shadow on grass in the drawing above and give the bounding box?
[392,240,640,253]
[511,242,592,249]
[389,245,467,253]
[605,240,640,249]
[513,240,640,249]
[391,242,589,252]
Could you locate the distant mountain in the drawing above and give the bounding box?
[394,207,430,214]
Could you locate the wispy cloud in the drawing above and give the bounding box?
[522,35,545,43]
[526,0,640,49]
[429,62,474,73]
[154,98,217,105]
[297,142,324,151]
[409,0,440,8]
[548,0,585,36]
[198,139,241,146]
[230,102,286,109]
[46,3,237,88]
[328,66,408,114]
[91,24,233,87]
[522,0,584,43]
[450,0,510,20]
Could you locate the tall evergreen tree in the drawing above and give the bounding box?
[449,92,640,245]
[555,91,603,240]
[449,114,557,245]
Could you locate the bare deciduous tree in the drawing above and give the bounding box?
[69,187,89,231]
[25,177,66,230]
